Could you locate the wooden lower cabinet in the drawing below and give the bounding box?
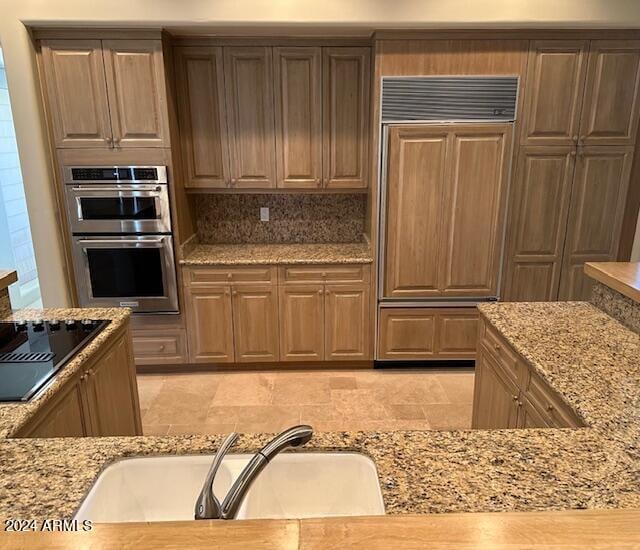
[132,329,188,365]
[233,285,279,362]
[16,328,141,438]
[377,307,479,360]
[472,347,520,429]
[324,284,369,360]
[279,284,325,361]
[472,318,585,429]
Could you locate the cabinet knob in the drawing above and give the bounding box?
[318,289,323,295]
[546,404,554,412]
[158,345,165,352]
[570,150,576,157]
[518,401,523,407]
[227,273,232,280]
[325,289,330,295]
[572,135,578,142]
[512,395,518,401]
[80,374,87,381]
[494,343,501,352]
[232,290,237,296]
[316,178,322,187]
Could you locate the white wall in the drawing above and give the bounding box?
[2,0,640,305]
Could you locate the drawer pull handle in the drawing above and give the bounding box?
[546,405,554,412]
[512,395,518,401]
[227,274,232,280]
[318,289,323,295]
[518,401,523,407]
[158,345,165,352]
[494,344,501,352]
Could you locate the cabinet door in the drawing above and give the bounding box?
[232,285,279,362]
[517,397,552,428]
[440,125,512,297]
[521,41,588,146]
[274,47,322,189]
[383,125,449,298]
[40,39,112,148]
[19,378,89,438]
[324,284,369,360]
[435,310,479,359]
[558,146,634,300]
[579,40,640,146]
[471,348,520,429]
[224,47,276,188]
[174,46,229,188]
[185,286,234,363]
[503,147,576,301]
[323,47,370,188]
[86,335,140,436]
[377,308,437,360]
[279,284,324,361]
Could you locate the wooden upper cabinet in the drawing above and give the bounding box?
[232,285,279,362]
[174,46,229,188]
[558,146,634,300]
[324,284,369,360]
[278,284,324,361]
[383,126,449,298]
[40,39,113,148]
[224,47,277,188]
[274,47,322,188]
[440,125,512,297]
[579,40,640,146]
[521,41,588,146]
[503,147,576,302]
[102,40,170,148]
[185,286,234,363]
[323,47,370,188]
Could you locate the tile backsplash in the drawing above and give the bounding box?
[196,194,366,244]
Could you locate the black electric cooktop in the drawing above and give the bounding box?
[0,319,110,402]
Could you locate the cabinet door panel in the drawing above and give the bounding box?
[279,284,324,361]
[20,380,89,438]
[185,286,234,363]
[175,46,229,188]
[471,347,519,429]
[441,125,512,297]
[377,309,436,360]
[102,40,170,147]
[323,47,370,188]
[224,47,276,188]
[503,147,576,301]
[559,147,634,300]
[518,397,552,428]
[232,285,279,362]
[274,47,322,189]
[521,41,588,146]
[87,336,139,436]
[41,39,112,148]
[383,126,449,298]
[580,40,640,146]
[436,311,479,359]
[325,284,369,360]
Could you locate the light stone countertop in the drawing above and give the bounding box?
[0,308,131,439]
[1,301,640,519]
[180,243,373,266]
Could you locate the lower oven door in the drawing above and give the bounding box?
[65,184,171,234]
[71,235,179,313]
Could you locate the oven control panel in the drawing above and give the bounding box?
[64,166,168,184]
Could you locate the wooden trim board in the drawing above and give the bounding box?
[584,261,640,303]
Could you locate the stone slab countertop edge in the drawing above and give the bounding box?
[2,301,640,520]
[0,270,17,291]
[0,308,131,439]
[585,261,640,303]
[180,243,374,266]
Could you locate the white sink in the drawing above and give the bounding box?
[74,453,385,522]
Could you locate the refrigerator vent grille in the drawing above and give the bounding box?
[381,76,518,122]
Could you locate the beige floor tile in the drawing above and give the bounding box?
[331,389,389,421]
[422,403,472,430]
[206,405,300,426]
[272,375,331,405]
[328,376,358,390]
[136,374,165,411]
[385,403,426,420]
[143,378,217,425]
[435,369,476,404]
[372,376,450,405]
[143,424,170,436]
[213,373,274,406]
[168,423,237,435]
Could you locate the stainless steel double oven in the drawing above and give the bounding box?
[64,166,178,313]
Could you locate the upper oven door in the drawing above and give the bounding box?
[71,235,179,313]
[64,184,171,234]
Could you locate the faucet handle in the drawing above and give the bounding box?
[194,432,239,520]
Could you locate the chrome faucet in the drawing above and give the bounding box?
[194,425,313,520]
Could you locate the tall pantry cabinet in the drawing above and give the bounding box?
[503,40,640,301]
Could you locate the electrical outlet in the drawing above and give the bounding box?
[260,207,269,222]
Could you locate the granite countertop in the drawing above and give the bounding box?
[1,301,640,520]
[180,243,373,266]
[0,308,131,439]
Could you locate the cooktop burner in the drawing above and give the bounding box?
[0,319,110,402]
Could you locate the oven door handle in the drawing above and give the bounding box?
[71,185,163,192]
[77,238,165,245]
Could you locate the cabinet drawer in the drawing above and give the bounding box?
[279,264,370,284]
[184,266,276,285]
[132,330,187,365]
[524,369,584,428]
[481,324,527,386]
